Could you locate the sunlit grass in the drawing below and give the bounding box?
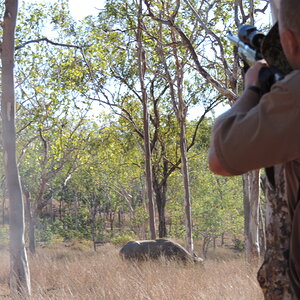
[0,242,263,299]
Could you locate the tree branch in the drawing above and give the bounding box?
[15,38,84,50]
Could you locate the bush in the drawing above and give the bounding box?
[232,238,244,251]
[111,231,137,246]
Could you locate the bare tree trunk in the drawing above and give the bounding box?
[23,189,35,255]
[137,0,156,240]
[259,202,266,255]
[91,194,97,252]
[2,186,6,225]
[172,26,193,254]
[248,169,260,262]
[243,170,260,263]
[1,0,31,297]
[74,192,78,231]
[179,117,193,254]
[153,174,167,238]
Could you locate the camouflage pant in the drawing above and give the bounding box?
[257,248,296,300]
[259,165,296,300]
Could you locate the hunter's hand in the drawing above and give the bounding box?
[245,60,268,88]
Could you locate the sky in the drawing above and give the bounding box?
[68,0,105,20]
[22,0,106,20]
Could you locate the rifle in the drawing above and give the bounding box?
[227,23,292,94]
[227,25,265,67]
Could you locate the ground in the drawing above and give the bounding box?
[0,241,263,299]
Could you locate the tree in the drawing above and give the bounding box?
[137,0,156,239]
[89,0,222,241]
[1,0,31,297]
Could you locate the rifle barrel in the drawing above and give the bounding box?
[227,32,257,66]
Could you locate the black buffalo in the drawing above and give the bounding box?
[119,239,203,263]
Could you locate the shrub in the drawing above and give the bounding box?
[111,231,137,246]
[232,238,245,251]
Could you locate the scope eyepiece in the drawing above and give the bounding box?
[238,24,265,50]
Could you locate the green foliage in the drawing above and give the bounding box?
[36,219,54,243]
[50,212,92,240]
[232,238,245,251]
[132,205,149,228]
[190,152,244,240]
[166,189,186,238]
[0,0,268,249]
[111,231,137,246]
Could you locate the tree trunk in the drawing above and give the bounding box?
[1,1,31,297]
[248,169,260,262]
[243,170,260,263]
[174,34,193,254]
[259,202,266,255]
[153,175,167,238]
[118,209,122,231]
[90,195,97,252]
[179,118,193,254]
[2,188,6,225]
[23,189,36,255]
[137,0,156,240]
[74,192,78,231]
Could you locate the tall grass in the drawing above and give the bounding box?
[0,243,263,299]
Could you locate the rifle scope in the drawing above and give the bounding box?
[238,25,265,51]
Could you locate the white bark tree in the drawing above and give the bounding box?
[137,0,156,240]
[1,0,31,297]
[243,170,260,263]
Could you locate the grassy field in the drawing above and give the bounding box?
[0,242,263,300]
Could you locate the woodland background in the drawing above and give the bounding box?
[0,0,271,298]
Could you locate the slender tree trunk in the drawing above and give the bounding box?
[27,214,36,255]
[179,117,193,254]
[1,0,31,297]
[91,195,97,252]
[118,209,122,231]
[153,175,167,238]
[2,187,6,225]
[137,0,156,240]
[243,170,260,263]
[23,189,35,255]
[248,169,260,262]
[74,192,78,231]
[174,30,193,254]
[259,202,266,255]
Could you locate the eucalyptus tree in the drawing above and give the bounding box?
[12,1,99,253]
[137,0,156,239]
[143,0,270,259]
[1,0,31,297]
[78,0,223,242]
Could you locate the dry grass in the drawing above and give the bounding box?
[0,243,263,300]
